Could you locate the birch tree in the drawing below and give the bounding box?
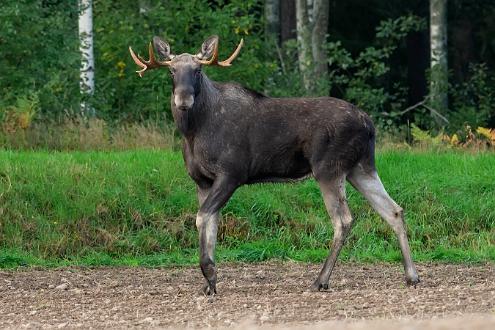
[296,0,329,93]
[79,0,94,116]
[430,0,448,118]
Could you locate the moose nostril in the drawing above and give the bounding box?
[174,93,194,111]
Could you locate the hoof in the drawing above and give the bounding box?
[201,281,217,296]
[406,274,420,288]
[310,280,329,292]
[200,259,217,296]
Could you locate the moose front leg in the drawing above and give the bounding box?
[195,176,238,295]
[196,211,219,295]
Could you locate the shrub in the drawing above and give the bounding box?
[266,14,426,131]
[449,63,495,129]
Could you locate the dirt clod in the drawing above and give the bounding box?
[54,283,69,290]
[0,262,494,329]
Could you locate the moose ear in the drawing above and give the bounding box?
[153,36,172,60]
[197,35,219,60]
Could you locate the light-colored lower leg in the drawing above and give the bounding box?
[196,186,221,263]
[194,177,238,295]
[196,211,219,294]
[196,212,219,261]
[312,175,354,290]
[348,165,419,285]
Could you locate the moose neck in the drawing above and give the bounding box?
[171,72,219,138]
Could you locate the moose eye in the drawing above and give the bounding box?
[195,69,201,76]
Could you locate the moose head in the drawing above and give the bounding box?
[129,36,243,111]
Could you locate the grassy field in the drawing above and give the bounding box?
[0,150,494,268]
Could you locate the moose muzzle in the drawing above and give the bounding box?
[174,89,195,111]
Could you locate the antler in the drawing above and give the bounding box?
[196,38,244,67]
[128,42,172,77]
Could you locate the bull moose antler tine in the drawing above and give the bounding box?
[129,42,172,77]
[218,38,244,67]
[129,46,148,77]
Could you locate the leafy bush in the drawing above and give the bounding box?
[266,14,426,131]
[1,2,493,138]
[0,0,267,122]
[410,123,495,149]
[449,63,495,129]
[0,0,80,117]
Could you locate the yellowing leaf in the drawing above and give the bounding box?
[477,127,495,141]
[450,134,459,145]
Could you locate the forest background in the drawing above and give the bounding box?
[1,0,495,149]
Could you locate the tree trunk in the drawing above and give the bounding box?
[78,0,95,116]
[264,0,280,93]
[451,18,474,82]
[407,30,429,106]
[312,0,329,86]
[429,0,448,120]
[296,0,312,92]
[280,0,296,43]
[265,0,280,45]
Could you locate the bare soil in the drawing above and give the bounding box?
[0,262,494,329]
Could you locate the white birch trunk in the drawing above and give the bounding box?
[79,0,95,116]
[430,0,448,117]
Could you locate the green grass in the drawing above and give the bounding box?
[0,149,494,268]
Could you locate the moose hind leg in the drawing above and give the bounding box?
[311,175,354,291]
[348,165,420,286]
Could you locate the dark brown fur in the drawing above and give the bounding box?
[138,36,419,295]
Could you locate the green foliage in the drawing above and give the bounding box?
[410,124,444,146]
[1,1,494,133]
[375,15,427,42]
[0,0,80,117]
[0,0,267,121]
[92,0,268,120]
[267,14,426,130]
[340,16,426,123]
[449,63,495,129]
[0,150,494,267]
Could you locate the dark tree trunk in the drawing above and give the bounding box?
[451,18,475,82]
[280,0,297,43]
[407,30,429,106]
[265,0,280,44]
[312,0,329,88]
[296,0,312,92]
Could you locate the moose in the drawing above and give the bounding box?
[129,36,420,295]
